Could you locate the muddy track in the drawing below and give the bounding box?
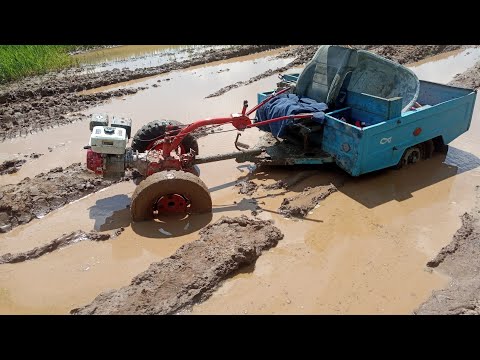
[0,229,124,264]
[71,216,283,315]
[0,46,283,141]
[0,163,130,233]
[205,45,467,98]
[416,187,480,314]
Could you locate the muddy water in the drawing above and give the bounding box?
[409,47,480,83]
[1,49,480,314]
[74,45,227,73]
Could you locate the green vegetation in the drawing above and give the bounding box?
[0,45,102,84]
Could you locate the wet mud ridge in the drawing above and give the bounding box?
[0,45,282,141]
[0,163,129,233]
[0,153,44,175]
[416,187,480,315]
[449,61,480,89]
[0,159,26,175]
[206,45,468,98]
[0,228,123,264]
[71,216,283,315]
[279,185,337,218]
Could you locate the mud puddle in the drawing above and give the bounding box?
[75,46,236,73]
[2,47,480,314]
[71,216,283,315]
[0,45,284,141]
[75,45,197,70]
[416,187,480,314]
[409,47,480,84]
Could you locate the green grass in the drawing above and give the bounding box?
[0,45,102,84]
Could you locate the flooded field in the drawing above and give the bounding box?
[1,45,479,314]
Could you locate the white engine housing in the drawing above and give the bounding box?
[89,126,127,155]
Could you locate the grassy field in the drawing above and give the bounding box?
[0,45,100,84]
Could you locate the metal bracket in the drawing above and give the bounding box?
[234,132,250,151]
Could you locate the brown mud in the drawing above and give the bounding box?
[0,163,129,233]
[263,170,319,190]
[0,229,123,264]
[206,45,468,98]
[0,46,282,140]
[235,180,258,196]
[0,153,43,176]
[236,170,321,196]
[71,216,283,315]
[416,187,480,315]
[0,159,26,175]
[279,184,337,218]
[449,61,480,89]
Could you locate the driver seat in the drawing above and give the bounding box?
[294,45,358,108]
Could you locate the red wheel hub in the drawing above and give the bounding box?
[156,194,189,214]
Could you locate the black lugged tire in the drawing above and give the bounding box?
[131,119,199,154]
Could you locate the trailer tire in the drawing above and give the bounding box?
[433,137,449,154]
[423,139,435,159]
[131,170,212,221]
[437,144,449,155]
[395,140,435,170]
[131,119,199,154]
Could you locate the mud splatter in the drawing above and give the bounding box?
[279,184,337,218]
[71,216,283,315]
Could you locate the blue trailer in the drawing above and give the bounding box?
[255,48,477,176]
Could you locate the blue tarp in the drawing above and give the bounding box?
[254,94,328,138]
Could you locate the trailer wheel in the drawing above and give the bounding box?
[395,145,423,169]
[130,170,212,222]
[433,136,449,154]
[423,140,435,159]
[395,140,436,169]
[131,119,199,154]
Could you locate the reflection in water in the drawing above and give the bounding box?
[75,45,228,73]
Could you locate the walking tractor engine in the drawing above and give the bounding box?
[85,114,132,179]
